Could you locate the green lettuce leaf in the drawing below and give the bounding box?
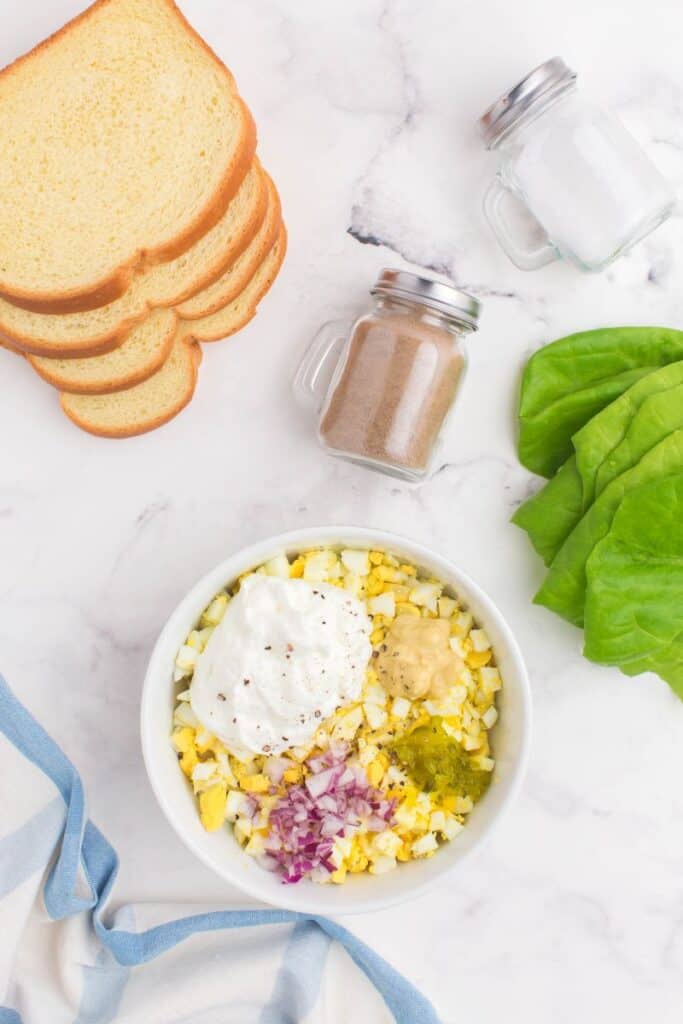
[618,636,683,699]
[584,476,683,699]
[575,360,683,506]
[535,430,683,626]
[514,363,683,566]
[594,381,683,495]
[519,366,650,479]
[518,326,683,477]
[512,457,583,566]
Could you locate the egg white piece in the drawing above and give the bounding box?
[190,574,372,758]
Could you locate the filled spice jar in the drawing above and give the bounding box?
[479,57,675,272]
[293,269,481,481]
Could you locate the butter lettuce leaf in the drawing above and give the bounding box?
[594,381,683,496]
[584,476,683,698]
[618,636,683,698]
[576,361,683,506]
[518,327,683,477]
[512,457,583,566]
[535,430,683,626]
[519,366,650,479]
[514,365,683,566]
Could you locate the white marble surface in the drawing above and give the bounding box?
[1,0,683,1020]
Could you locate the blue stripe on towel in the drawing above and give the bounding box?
[0,1009,22,1023]
[260,919,331,1024]
[0,675,91,918]
[0,675,440,1024]
[0,797,64,900]
[73,906,135,1024]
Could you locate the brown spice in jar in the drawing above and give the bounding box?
[319,311,464,470]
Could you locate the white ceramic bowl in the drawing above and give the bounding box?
[141,526,532,914]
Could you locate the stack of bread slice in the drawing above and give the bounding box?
[0,0,286,437]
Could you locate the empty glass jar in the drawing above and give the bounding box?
[293,269,481,482]
[479,57,675,272]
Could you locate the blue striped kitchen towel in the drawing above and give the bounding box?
[0,674,439,1024]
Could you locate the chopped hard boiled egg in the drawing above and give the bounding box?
[369,855,397,875]
[482,706,498,729]
[470,629,491,652]
[409,582,441,612]
[175,644,198,674]
[201,594,229,626]
[479,667,502,692]
[341,549,371,575]
[441,816,464,841]
[303,550,340,582]
[363,681,388,706]
[344,572,363,597]
[234,817,253,844]
[225,790,252,822]
[171,546,502,887]
[453,611,473,637]
[372,830,403,858]
[363,703,387,730]
[198,784,227,831]
[391,696,411,719]
[332,705,364,742]
[411,833,438,857]
[263,554,291,578]
[368,592,396,617]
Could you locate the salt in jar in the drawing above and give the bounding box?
[479,57,675,272]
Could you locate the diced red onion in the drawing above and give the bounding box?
[261,744,396,884]
[320,814,345,837]
[243,797,259,820]
[305,766,339,797]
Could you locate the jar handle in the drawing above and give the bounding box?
[293,319,349,412]
[483,176,559,270]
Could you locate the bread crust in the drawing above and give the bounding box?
[0,335,22,355]
[0,310,142,360]
[57,224,286,438]
[0,0,256,314]
[0,162,269,357]
[177,174,282,321]
[184,225,288,344]
[24,190,280,394]
[60,337,200,438]
[28,311,179,395]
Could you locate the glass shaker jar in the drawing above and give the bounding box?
[479,57,675,272]
[293,269,480,482]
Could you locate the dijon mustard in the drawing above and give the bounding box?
[375,615,463,700]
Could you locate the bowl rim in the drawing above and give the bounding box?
[140,525,532,914]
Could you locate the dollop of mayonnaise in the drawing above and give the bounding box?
[190,574,372,758]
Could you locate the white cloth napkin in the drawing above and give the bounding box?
[0,675,440,1024]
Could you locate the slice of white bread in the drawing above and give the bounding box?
[60,337,201,438]
[177,174,282,320]
[29,309,178,394]
[25,213,284,394]
[58,228,286,437]
[21,189,282,394]
[0,163,267,357]
[0,0,255,313]
[181,227,287,343]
